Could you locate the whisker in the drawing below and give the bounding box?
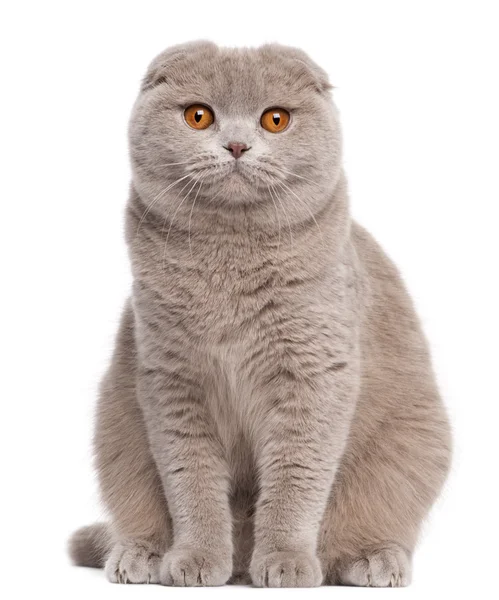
[158,175,195,291]
[188,175,205,259]
[268,164,322,189]
[203,165,227,206]
[161,176,196,236]
[136,173,191,234]
[163,176,199,268]
[204,188,224,206]
[155,161,195,167]
[266,184,281,260]
[270,183,294,249]
[275,179,325,250]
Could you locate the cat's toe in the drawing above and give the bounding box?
[105,540,162,584]
[250,551,323,587]
[160,547,232,586]
[336,544,411,587]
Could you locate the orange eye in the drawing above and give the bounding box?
[261,108,290,133]
[184,104,214,130]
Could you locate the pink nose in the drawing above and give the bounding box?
[225,142,249,159]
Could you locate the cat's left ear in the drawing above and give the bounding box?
[261,44,333,95]
[294,56,334,94]
[140,40,218,92]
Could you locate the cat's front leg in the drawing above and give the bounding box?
[137,366,233,587]
[250,362,357,588]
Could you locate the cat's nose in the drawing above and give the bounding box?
[224,142,249,159]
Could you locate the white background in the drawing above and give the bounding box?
[1,1,498,598]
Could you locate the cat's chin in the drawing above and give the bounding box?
[214,171,262,205]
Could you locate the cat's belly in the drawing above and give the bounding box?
[203,343,258,494]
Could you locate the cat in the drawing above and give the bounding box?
[69,41,451,587]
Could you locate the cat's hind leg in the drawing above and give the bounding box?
[319,383,451,587]
[72,301,172,583]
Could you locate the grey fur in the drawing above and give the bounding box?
[69,41,451,587]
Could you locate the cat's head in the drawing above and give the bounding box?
[129,41,342,225]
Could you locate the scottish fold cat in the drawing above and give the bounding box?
[70,41,451,587]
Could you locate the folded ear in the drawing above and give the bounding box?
[260,44,333,95]
[141,40,218,92]
[293,53,333,94]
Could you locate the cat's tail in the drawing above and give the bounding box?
[68,523,113,568]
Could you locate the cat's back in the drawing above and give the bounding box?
[348,220,448,444]
[350,220,427,359]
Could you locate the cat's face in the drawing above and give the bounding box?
[129,42,342,224]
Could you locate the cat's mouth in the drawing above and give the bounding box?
[226,159,279,183]
[186,159,285,200]
[191,160,261,184]
[226,162,269,187]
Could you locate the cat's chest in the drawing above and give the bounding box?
[135,249,287,344]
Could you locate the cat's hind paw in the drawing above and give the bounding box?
[336,544,411,587]
[105,540,162,584]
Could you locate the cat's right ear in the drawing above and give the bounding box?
[140,40,218,92]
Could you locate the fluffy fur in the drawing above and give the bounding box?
[69,41,451,587]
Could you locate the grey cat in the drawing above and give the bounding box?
[69,41,451,587]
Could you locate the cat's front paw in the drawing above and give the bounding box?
[250,550,323,587]
[160,546,232,586]
[105,540,162,584]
